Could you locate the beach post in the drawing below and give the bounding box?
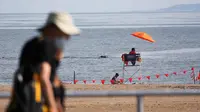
[122,63,125,79]
[198,70,200,84]
[194,71,196,84]
[73,71,76,84]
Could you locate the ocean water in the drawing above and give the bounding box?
[0,12,200,84]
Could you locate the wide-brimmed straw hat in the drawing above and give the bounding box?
[38,12,80,35]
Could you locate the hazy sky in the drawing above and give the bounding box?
[0,0,200,13]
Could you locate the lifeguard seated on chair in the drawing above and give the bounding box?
[121,48,141,66]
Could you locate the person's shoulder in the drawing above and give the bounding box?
[22,37,39,48]
[19,37,40,64]
[20,37,40,56]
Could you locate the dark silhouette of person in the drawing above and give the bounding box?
[111,73,120,84]
[129,48,136,66]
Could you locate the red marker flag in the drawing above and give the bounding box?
[92,80,96,83]
[173,72,177,75]
[128,78,133,83]
[120,79,124,83]
[146,76,150,80]
[155,74,160,78]
[101,80,105,84]
[191,67,195,71]
[183,70,187,74]
[83,80,87,84]
[195,71,200,81]
[110,80,115,84]
[74,80,78,84]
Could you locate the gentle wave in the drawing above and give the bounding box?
[1,48,199,60]
[0,56,115,60]
[141,48,200,55]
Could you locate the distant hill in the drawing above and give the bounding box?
[158,4,200,12]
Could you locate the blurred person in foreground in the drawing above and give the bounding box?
[6,12,80,112]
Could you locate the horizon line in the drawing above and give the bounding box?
[1,10,200,14]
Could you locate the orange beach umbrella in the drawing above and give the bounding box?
[131,32,155,43]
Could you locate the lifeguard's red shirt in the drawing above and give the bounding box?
[129,51,136,54]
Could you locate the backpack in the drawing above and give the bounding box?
[6,68,48,112]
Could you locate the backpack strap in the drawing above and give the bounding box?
[33,73,41,103]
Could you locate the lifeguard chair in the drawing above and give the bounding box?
[121,53,141,66]
[121,53,142,80]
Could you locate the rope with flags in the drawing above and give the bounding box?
[68,67,199,84]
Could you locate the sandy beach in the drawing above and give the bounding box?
[1,84,200,112]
